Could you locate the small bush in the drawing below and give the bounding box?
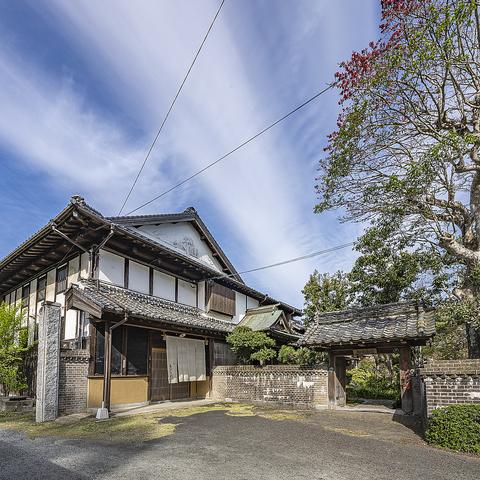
[277,345,297,364]
[425,404,480,454]
[277,345,326,366]
[346,357,400,400]
[226,327,276,364]
[250,347,277,365]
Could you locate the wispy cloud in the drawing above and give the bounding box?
[0,0,379,306]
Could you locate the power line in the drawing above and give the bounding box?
[118,0,227,215]
[125,83,334,215]
[208,241,354,281]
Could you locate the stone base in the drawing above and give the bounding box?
[96,407,110,420]
[0,397,35,413]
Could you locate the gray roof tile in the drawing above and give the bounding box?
[298,301,435,346]
[72,280,235,334]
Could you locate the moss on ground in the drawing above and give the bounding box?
[0,403,308,444]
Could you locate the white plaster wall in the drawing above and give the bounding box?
[197,281,206,311]
[28,281,36,316]
[67,256,80,287]
[247,296,259,310]
[98,250,125,286]
[153,270,175,301]
[64,309,78,340]
[137,223,224,272]
[80,252,89,278]
[56,292,65,308]
[129,261,150,294]
[45,269,56,301]
[234,292,247,323]
[15,287,22,308]
[177,279,197,307]
[28,280,37,332]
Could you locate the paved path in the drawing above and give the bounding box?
[1,408,479,479]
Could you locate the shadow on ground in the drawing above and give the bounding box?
[1,405,479,480]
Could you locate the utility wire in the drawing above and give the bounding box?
[208,241,354,281]
[118,0,227,215]
[125,83,334,215]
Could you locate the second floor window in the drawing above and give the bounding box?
[37,275,46,303]
[21,284,30,308]
[56,265,68,294]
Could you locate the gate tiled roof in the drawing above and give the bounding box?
[298,301,435,347]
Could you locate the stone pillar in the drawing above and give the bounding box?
[36,302,61,423]
[400,347,413,414]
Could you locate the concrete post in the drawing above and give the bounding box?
[36,302,61,423]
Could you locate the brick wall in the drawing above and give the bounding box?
[211,365,329,409]
[58,349,90,415]
[419,359,480,416]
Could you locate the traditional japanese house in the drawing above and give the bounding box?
[0,196,301,414]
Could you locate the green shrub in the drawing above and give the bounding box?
[295,347,326,366]
[277,345,326,366]
[277,345,297,364]
[226,326,276,364]
[250,347,277,365]
[346,358,400,400]
[425,404,480,454]
[0,303,28,396]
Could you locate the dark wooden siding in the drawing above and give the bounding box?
[206,282,235,316]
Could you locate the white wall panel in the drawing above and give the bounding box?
[197,281,206,311]
[129,261,150,294]
[247,296,259,310]
[234,292,247,323]
[80,252,89,278]
[153,270,175,301]
[177,279,197,307]
[64,309,78,340]
[46,269,56,301]
[137,223,224,272]
[67,256,80,287]
[98,250,125,286]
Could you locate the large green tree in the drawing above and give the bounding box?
[316,0,480,356]
[302,270,350,323]
[349,224,451,307]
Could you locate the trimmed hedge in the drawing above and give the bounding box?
[425,404,480,454]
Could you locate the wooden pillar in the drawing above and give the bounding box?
[102,319,112,411]
[328,352,336,409]
[399,347,413,414]
[335,356,347,407]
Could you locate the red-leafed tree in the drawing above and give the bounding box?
[316,0,480,357]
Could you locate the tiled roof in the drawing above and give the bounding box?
[71,280,235,334]
[298,301,435,347]
[238,304,285,331]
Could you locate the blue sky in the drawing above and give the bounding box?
[0,0,380,307]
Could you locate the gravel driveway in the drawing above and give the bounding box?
[0,407,479,480]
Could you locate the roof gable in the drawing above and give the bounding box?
[108,208,242,282]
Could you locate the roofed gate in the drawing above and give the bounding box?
[299,302,435,412]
